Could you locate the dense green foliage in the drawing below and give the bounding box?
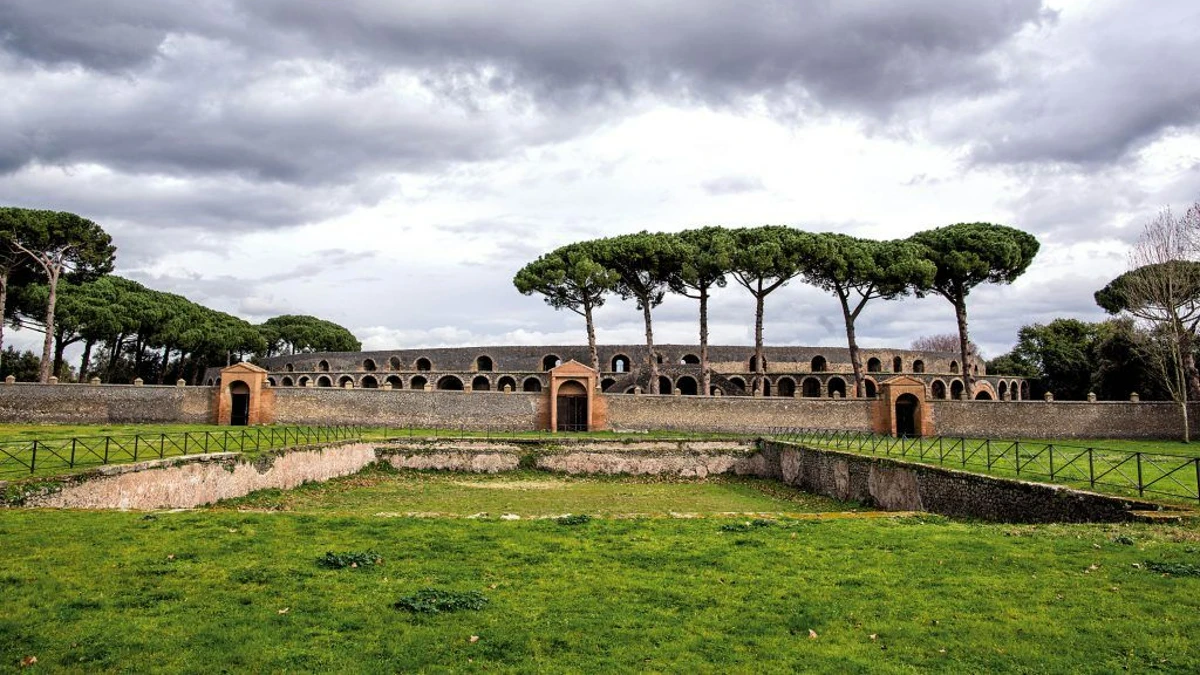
[259,315,362,356]
[513,242,617,373]
[517,223,1040,395]
[910,223,1041,396]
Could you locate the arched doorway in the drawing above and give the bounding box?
[497,375,517,392]
[523,377,543,393]
[437,375,464,391]
[675,375,698,395]
[229,381,251,426]
[801,377,821,398]
[472,375,491,391]
[895,393,920,437]
[827,377,847,398]
[863,379,877,398]
[776,377,796,397]
[556,380,588,432]
[658,375,673,395]
[410,375,428,390]
[360,375,378,389]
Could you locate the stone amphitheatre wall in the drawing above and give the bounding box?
[927,400,1196,439]
[0,383,215,424]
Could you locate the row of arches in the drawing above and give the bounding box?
[286,354,542,374]
[267,374,547,392]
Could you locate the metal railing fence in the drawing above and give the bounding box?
[768,427,1200,504]
[0,425,362,477]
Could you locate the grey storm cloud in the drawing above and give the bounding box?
[0,1,1051,187]
[950,2,1200,167]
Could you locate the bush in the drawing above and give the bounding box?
[719,519,774,532]
[556,514,592,526]
[317,550,383,570]
[1146,561,1200,577]
[394,589,488,614]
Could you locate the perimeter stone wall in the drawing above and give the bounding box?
[0,383,214,424]
[604,393,874,432]
[271,388,547,429]
[928,400,1199,440]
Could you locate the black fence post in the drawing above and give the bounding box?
[1089,449,1095,490]
[133,435,140,462]
[70,438,77,468]
[1136,452,1144,497]
[30,440,37,474]
[104,436,111,464]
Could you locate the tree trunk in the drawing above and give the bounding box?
[158,346,172,384]
[52,327,67,379]
[584,301,599,376]
[107,334,125,377]
[37,267,60,383]
[79,339,94,380]
[0,270,8,372]
[839,290,864,397]
[753,283,765,396]
[700,285,710,396]
[642,298,659,394]
[953,290,973,398]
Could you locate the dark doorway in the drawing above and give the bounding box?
[895,393,920,437]
[557,381,588,432]
[230,382,250,426]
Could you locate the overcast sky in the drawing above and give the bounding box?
[2,0,1198,358]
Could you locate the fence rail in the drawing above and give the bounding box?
[0,425,362,477]
[769,427,1200,504]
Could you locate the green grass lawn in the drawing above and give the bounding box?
[214,468,852,517]
[0,482,1196,673]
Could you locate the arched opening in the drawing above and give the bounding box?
[950,380,965,400]
[363,358,377,372]
[476,355,494,372]
[206,378,214,386]
[749,355,767,372]
[497,376,517,391]
[656,353,664,365]
[998,381,1008,399]
[827,377,847,398]
[864,379,877,398]
[973,364,979,375]
[472,375,491,391]
[676,376,698,395]
[949,360,959,374]
[895,393,920,437]
[611,354,631,373]
[410,375,428,390]
[866,358,881,373]
[360,375,378,389]
[728,376,747,393]
[1020,381,1029,400]
[386,375,403,389]
[267,377,277,387]
[416,358,432,372]
[556,380,589,432]
[229,381,251,426]
[298,376,310,387]
[680,354,700,365]
[802,377,821,398]
[600,377,616,392]
[542,354,562,371]
[762,378,772,396]
[893,357,903,373]
[776,377,796,397]
[974,390,993,400]
[658,375,673,395]
[810,356,827,372]
[284,363,294,373]
[281,376,294,387]
[437,375,464,391]
[625,387,637,394]
[338,375,354,388]
[318,360,330,372]
[912,360,925,374]
[931,380,947,399]
[389,356,401,370]
[522,377,543,393]
[317,375,332,388]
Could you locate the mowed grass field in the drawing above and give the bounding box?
[2,470,1199,673]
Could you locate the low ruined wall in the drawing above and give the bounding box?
[19,442,378,509]
[0,383,214,424]
[928,400,1199,440]
[761,440,1157,522]
[380,443,522,473]
[273,388,545,428]
[604,394,874,432]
